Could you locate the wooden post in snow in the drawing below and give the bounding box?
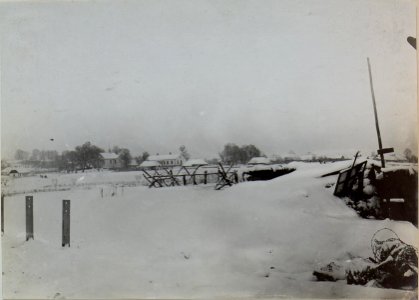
[26,196,34,241]
[62,200,70,247]
[367,57,385,168]
[204,171,208,185]
[1,193,4,235]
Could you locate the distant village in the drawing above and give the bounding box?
[1,141,416,177]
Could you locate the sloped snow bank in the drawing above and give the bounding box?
[2,162,417,299]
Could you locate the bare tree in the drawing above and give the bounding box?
[179,145,190,160]
[14,149,29,161]
[118,148,132,169]
[74,142,104,171]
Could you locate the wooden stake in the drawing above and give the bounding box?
[26,196,34,241]
[1,193,4,235]
[62,200,70,247]
[367,57,385,168]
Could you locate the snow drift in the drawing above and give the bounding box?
[1,161,417,299]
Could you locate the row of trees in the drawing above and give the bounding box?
[219,143,263,164]
[13,142,117,172]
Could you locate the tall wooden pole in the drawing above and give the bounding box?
[367,57,385,168]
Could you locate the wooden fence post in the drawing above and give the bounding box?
[1,193,4,235]
[204,171,208,185]
[26,195,34,241]
[62,200,70,247]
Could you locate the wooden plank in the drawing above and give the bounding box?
[351,151,360,168]
[333,161,367,197]
[407,36,416,49]
[62,200,70,247]
[143,170,163,188]
[26,195,34,241]
[163,169,180,186]
[377,147,394,155]
[215,163,234,190]
[153,169,169,187]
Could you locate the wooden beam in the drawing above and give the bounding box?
[377,147,394,155]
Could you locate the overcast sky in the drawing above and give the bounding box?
[0,0,417,159]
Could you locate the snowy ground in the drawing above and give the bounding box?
[1,161,417,299]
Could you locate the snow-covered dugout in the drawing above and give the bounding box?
[248,157,271,165]
[100,152,122,169]
[1,167,32,177]
[384,153,408,162]
[370,152,407,162]
[183,159,208,167]
[147,154,183,167]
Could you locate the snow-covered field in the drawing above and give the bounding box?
[2,170,148,196]
[1,161,417,299]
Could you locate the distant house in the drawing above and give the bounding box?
[1,167,32,177]
[183,159,208,167]
[128,158,139,169]
[248,157,271,165]
[280,151,301,161]
[146,154,183,167]
[139,160,161,169]
[100,153,122,169]
[300,153,315,161]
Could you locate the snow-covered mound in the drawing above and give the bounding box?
[2,161,417,299]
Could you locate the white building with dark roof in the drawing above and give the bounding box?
[248,157,271,165]
[139,160,161,169]
[100,152,122,169]
[183,159,208,167]
[146,154,183,167]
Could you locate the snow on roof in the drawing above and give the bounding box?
[382,166,417,175]
[183,159,208,167]
[248,157,271,165]
[101,153,119,160]
[1,167,32,174]
[284,151,298,157]
[139,160,161,167]
[385,153,408,162]
[147,154,181,161]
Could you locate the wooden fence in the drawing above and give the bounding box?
[143,163,238,190]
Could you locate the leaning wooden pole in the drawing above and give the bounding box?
[367,57,385,168]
